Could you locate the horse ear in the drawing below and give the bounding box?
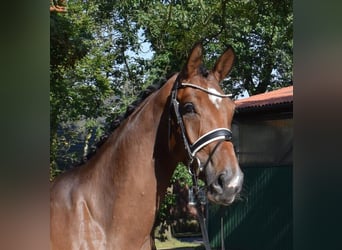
[212,46,235,82]
[180,43,203,79]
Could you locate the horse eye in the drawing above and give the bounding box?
[181,102,196,115]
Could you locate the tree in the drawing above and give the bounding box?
[50,0,149,178]
[50,0,292,239]
[50,0,292,174]
[131,0,293,96]
[155,163,204,240]
[50,0,67,13]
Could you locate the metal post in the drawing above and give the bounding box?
[221,217,225,250]
[197,203,211,250]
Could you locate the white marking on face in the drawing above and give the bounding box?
[208,88,222,109]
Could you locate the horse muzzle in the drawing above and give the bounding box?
[207,168,244,206]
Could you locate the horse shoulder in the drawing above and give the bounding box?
[50,168,80,211]
[76,199,107,249]
[51,169,108,249]
[140,235,156,250]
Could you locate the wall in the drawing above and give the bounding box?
[208,111,293,250]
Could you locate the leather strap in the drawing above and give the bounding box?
[190,128,232,156]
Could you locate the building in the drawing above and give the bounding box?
[208,86,293,250]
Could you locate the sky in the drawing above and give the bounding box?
[125,29,154,60]
[125,29,250,99]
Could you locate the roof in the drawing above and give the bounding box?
[235,86,293,111]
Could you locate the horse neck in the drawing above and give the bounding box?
[90,75,181,207]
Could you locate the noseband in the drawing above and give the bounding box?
[170,77,233,174]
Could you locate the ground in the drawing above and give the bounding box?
[155,236,204,250]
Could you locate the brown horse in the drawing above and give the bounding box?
[50,43,243,250]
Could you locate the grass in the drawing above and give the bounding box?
[155,237,203,250]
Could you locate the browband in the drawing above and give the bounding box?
[180,83,232,98]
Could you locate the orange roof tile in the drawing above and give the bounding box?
[235,86,293,110]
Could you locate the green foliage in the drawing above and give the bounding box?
[50,0,148,178]
[50,0,292,182]
[158,189,176,224]
[171,163,193,187]
[50,1,292,225]
[157,163,205,225]
[157,163,192,223]
[131,0,293,96]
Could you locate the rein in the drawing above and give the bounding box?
[170,77,233,250]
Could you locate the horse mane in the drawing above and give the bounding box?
[78,75,173,165]
[74,66,211,166]
[82,66,210,164]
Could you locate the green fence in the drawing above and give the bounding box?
[208,165,292,250]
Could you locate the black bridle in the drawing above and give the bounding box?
[169,77,233,250]
[170,77,233,174]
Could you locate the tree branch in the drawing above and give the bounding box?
[50,0,67,13]
[50,5,67,12]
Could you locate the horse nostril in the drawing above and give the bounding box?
[211,175,224,194]
[218,174,225,188]
[217,172,243,191]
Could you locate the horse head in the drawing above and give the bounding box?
[170,43,243,206]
